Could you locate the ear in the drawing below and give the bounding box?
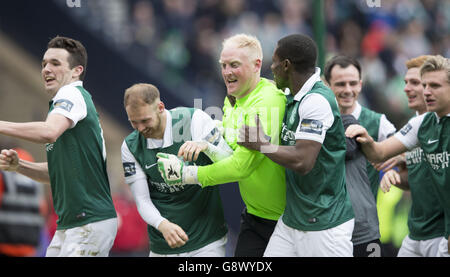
[254,58,262,72]
[283,59,291,72]
[157,101,165,113]
[72,65,84,80]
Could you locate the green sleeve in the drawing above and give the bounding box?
[197,144,265,187]
[198,90,285,187]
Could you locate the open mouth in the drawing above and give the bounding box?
[407,95,417,102]
[425,98,436,105]
[44,76,56,85]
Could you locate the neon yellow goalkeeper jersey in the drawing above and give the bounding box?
[197,78,287,220]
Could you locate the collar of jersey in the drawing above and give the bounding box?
[434,112,450,123]
[351,101,362,119]
[51,80,83,101]
[293,67,321,101]
[146,109,173,149]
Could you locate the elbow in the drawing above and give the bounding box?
[41,130,59,144]
[292,160,314,175]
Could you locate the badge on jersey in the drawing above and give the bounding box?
[204,127,220,146]
[54,99,74,112]
[400,123,412,136]
[299,119,323,135]
[123,162,136,177]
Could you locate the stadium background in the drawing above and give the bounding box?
[0,0,448,256]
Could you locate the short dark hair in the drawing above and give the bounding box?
[47,36,88,81]
[324,55,361,84]
[275,34,317,74]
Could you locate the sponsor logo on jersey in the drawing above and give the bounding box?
[123,162,136,177]
[425,151,450,170]
[281,124,296,145]
[54,99,74,112]
[150,181,185,193]
[427,139,439,144]
[406,148,424,166]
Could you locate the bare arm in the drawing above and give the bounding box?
[258,140,321,175]
[0,113,72,144]
[345,124,408,163]
[238,115,321,175]
[380,168,409,193]
[0,149,50,185]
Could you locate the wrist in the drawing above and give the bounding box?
[182,166,199,185]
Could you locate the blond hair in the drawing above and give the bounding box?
[124,83,160,108]
[406,55,432,69]
[420,55,450,83]
[222,34,263,62]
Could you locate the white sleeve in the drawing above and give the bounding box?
[129,178,166,229]
[378,114,397,141]
[191,109,233,162]
[121,141,146,184]
[49,86,87,128]
[295,94,335,144]
[393,114,425,150]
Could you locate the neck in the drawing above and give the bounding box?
[236,76,261,100]
[289,71,314,96]
[340,105,356,115]
[156,111,167,139]
[416,107,427,115]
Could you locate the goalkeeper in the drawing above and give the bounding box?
[121,83,231,256]
[157,34,287,257]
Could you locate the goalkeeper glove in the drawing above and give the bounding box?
[156,153,199,186]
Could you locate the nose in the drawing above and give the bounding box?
[222,65,232,76]
[137,124,146,132]
[404,83,411,94]
[343,83,352,94]
[422,84,431,96]
[42,63,52,75]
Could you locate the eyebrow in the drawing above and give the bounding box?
[42,58,62,64]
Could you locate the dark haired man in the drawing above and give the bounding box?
[0,36,117,257]
[238,34,354,256]
[324,55,396,200]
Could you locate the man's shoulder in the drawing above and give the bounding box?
[360,105,383,119]
[250,78,286,107]
[124,130,141,146]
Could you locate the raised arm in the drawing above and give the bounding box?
[0,113,72,144]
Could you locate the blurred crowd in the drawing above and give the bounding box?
[55,0,450,126]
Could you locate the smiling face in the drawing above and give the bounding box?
[422,70,450,118]
[41,48,82,96]
[219,44,261,99]
[328,64,362,114]
[404,67,426,114]
[126,101,165,139]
